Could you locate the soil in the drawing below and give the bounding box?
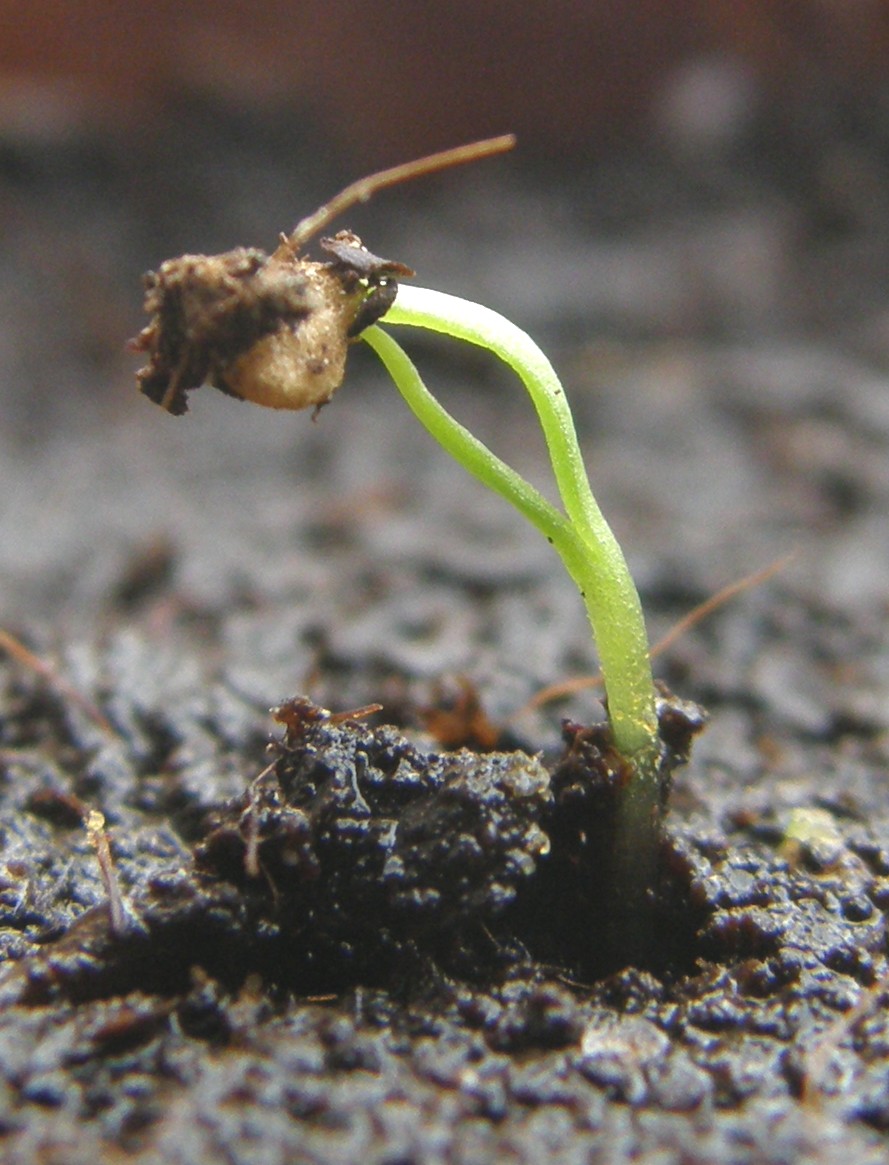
[2,98,889,1163]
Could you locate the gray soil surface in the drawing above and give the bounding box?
[2,100,889,1163]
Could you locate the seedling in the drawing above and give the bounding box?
[132,136,682,962]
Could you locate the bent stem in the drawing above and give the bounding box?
[362,286,662,962]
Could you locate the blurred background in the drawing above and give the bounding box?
[1,1,888,741]
[3,1,889,160]
[2,1,889,425]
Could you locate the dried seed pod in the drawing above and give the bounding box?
[131,232,412,415]
[132,135,514,414]
[131,135,514,414]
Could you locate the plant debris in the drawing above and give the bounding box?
[131,233,412,415]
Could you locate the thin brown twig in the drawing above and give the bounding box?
[85,809,129,938]
[242,759,279,880]
[325,703,384,725]
[0,625,120,738]
[515,550,798,716]
[648,549,797,661]
[281,134,516,254]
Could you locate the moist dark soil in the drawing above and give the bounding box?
[3,99,889,1163]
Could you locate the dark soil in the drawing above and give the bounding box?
[3,97,889,1163]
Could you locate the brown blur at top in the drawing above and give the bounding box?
[0,1,887,163]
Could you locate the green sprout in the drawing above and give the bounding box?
[132,136,670,961]
[360,287,661,956]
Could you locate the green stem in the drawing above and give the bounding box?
[368,285,658,769]
[362,287,665,965]
[360,326,584,569]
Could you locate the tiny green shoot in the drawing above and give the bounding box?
[361,288,661,958]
